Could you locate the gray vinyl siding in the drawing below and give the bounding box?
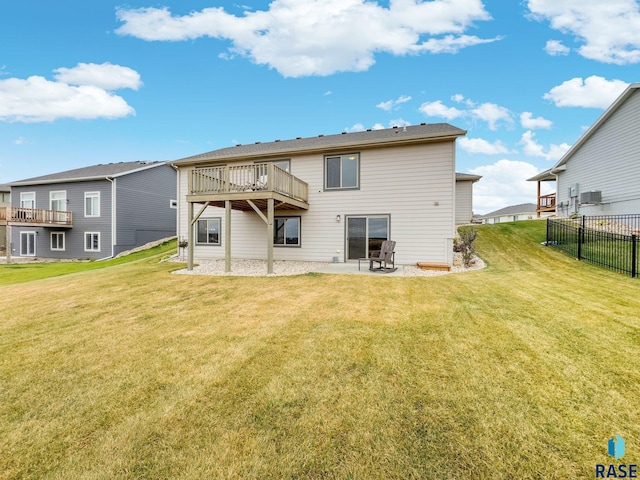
[179,141,457,265]
[114,164,177,255]
[9,180,112,259]
[557,89,640,216]
[455,180,474,225]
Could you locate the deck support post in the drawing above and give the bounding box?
[267,198,274,274]
[536,181,542,218]
[225,200,231,273]
[187,201,194,271]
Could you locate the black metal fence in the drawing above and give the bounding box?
[546,215,640,277]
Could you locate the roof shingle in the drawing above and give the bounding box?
[10,161,165,186]
[174,123,466,165]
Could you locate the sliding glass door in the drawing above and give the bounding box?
[20,232,36,256]
[346,216,389,260]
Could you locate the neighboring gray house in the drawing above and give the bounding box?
[4,161,176,259]
[455,173,482,225]
[173,123,474,273]
[479,203,545,224]
[0,184,10,255]
[542,82,640,216]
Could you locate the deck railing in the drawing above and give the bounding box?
[0,207,73,226]
[190,164,308,203]
[538,193,556,210]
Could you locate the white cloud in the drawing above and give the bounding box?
[0,64,139,123]
[471,102,512,130]
[421,98,512,130]
[520,112,552,129]
[469,159,553,214]
[390,118,411,127]
[528,0,640,64]
[543,76,629,108]
[14,136,26,145]
[346,119,411,132]
[345,123,366,132]
[324,91,332,96]
[376,95,412,111]
[458,137,511,155]
[377,100,394,111]
[419,100,465,120]
[519,131,570,161]
[544,40,570,56]
[53,63,142,91]
[116,0,499,77]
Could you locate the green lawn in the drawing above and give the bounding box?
[0,239,177,286]
[1,222,638,479]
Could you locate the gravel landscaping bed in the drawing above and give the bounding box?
[171,254,485,277]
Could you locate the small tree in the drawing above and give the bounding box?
[455,226,477,267]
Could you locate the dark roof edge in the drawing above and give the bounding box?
[173,127,466,166]
[527,168,555,182]
[456,173,482,182]
[9,162,168,187]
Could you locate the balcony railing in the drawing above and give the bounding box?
[189,164,308,203]
[538,193,556,211]
[0,207,73,226]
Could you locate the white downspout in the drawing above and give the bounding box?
[107,177,116,258]
[171,163,180,256]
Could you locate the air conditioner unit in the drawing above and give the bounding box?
[580,190,602,204]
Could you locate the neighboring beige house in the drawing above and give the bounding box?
[479,203,548,224]
[455,173,482,225]
[174,123,475,273]
[533,82,640,217]
[0,184,10,255]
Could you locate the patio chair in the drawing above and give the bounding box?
[365,240,397,273]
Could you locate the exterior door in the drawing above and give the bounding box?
[20,232,36,256]
[50,191,67,222]
[346,216,389,260]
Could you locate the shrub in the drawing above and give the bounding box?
[455,226,478,267]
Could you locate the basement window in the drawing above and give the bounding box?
[196,218,221,245]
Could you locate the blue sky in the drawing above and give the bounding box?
[1,0,639,213]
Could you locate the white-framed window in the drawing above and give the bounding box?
[84,232,100,252]
[170,199,178,209]
[20,231,36,256]
[50,191,67,212]
[20,192,36,209]
[274,216,301,247]
[51,232,65,251]
[85,192,100,217]
[196,218,221,245]
[324,153,359,190]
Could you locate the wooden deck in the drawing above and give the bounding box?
[186,163,310,274]
[537,193,556,215]
[0,207,73,228]
[188,164,309,210]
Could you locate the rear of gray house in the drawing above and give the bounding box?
[5,161,176,259]
[174,123,477,271]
